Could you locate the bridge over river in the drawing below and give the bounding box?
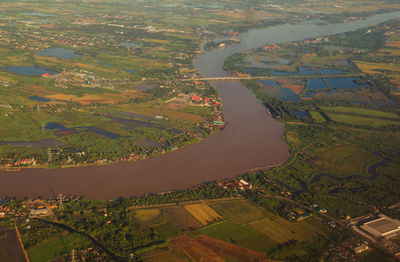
[177,73,366,82]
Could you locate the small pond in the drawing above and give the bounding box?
[29,96,51,102]
[37,48,80,59]
[1,66,58,76]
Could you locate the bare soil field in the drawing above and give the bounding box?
[0,226,27,262]
[170,235,269,262]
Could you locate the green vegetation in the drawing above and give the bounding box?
[28,233,89,262]
[325,112,400,127]
[310,111,327,123]
[199,220,277,252]
[320,106,400,119]
[1,1,400,261]
[209,200,266,224]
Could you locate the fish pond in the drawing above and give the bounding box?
[272,66,346,76]
[306,77,368,91]
[37,48,81,59]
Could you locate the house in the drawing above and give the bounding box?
[262,44,279,50]
[239,179,249,186]
[191,96,202,103]
[353,243,369,254]
[319,208,328,214]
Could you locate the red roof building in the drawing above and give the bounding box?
[191,96,202,102]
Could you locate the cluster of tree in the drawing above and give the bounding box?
[325,29,386,50]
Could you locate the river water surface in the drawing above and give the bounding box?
[1,12,399,199]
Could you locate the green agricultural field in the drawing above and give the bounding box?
[134,208,161,223]
[310,111,327,123]
[28,233,89,262]
[151,221,182,239]
[321,106,400,119]
[198,220,277,252]
[249,215,321,243]
[209,200,267,224]
[326,112,400,128]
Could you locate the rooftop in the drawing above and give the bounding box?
[361,214,400,237]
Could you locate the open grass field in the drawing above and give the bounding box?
[355,60,400,74]
[134,209,161,222]
[310,111,327,123]
[151,220,182,239]
[307,140,379,175]
[209,200,266,225]
[183,204,223,225]
[170,235,268,262]
[321,106,400,119]
[199,220,277,253]
[0,226,27,262]
[249,215,320,243]
[326,112,400,128]
[385,41,400,48]
[28,233,89,262]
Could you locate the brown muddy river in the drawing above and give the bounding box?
[0,11,399,199]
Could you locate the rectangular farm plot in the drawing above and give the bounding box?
[0,226,27,262]
[169,235,268,262]
[134,208,161,222]
[162,206,202,230]
[250,216,320,243]
[199,220,277,253]
[209,200,267,224]
[141,247,190,262]
[320,106,400,120]
[183,204,222,225]
[325,112,400,128]
[151,220,181,239]
[310,111,327,123]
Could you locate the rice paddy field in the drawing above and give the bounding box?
[131,198,328,261]
[209,200,266,224]
[249,217,320,243]
[183,204,223,225]
[198,220,277,253]
[134,209,161,223]
[325,113,400,128]
[320,106,400,119]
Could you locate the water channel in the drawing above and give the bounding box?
[0,12,399,199]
